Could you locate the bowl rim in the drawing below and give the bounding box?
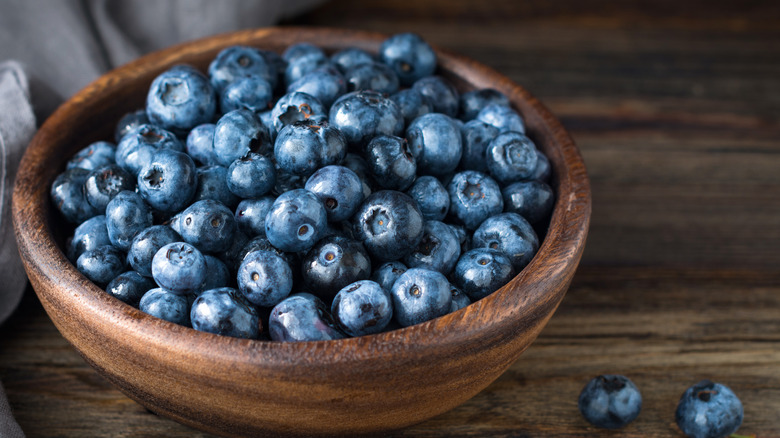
[12,26,591,368]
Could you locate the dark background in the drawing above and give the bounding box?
[2,1,779,436]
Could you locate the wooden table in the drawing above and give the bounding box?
[2,1,778,436]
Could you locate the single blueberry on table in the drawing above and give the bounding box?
[472,212,539,271]
[67,141,116,172]
[269,293,345,342]
[176,200,237,253]
[105,271,156,307]
[301,235,372,303]
[234,196,276,237]
[105,190,153,251]
[501,180,555,227]
[50,168,100,224]
[237,249,294,307]
[406,175,450,222]
[219,74,274,114]
[146,64,217,136]
[344,61,400,95]
[127,225,181,278]
[486,131,539,184]
[191,287,261,339]
[151,242,206,295]
[459,88,511,121]
[264,189,328,253]
[114,109,149,143]
[212,109,272,166]
[365,135,417,191]
[226,152,276,198]
[403,220,461,275]
[675,380,743,438]
[390,268,452,327]
[578,375,642,430]
[453,248,514,300]
[286,67,347,108]
[352,190,425,262]
[476,103,525,134]
[136,148,198,213]
[332,280,393,337]
[330,47,375,73]
[76,245,126,287]
[390,88,434,126]
[379,33,437,86]
[139,288,192,326]
[305,165,365,223]
[199,255,231,292]
[446,170,504,230]
[116,124,184,176]
[406,113,463,177]
[186,123,217,166]
[371,261,408,292]
[459,119,500,174]
[208,45,277,92]
[274,119,347,177]
[449,285,471,312]
[83,164,136,212]
[329,90,404,149]
[412,76,460,117]
[192,165,240,209]
[67,215,111,262]
[270,91,327,135]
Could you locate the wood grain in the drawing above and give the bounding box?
[3,1,780,436]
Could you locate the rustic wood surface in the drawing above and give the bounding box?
[2,1,779,437]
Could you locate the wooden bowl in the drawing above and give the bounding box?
[12,27,590,437]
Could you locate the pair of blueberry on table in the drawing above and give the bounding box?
[579,375,744,437]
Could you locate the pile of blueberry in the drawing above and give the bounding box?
[51,33,555,342]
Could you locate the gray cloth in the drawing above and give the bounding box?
[0,0,324,435]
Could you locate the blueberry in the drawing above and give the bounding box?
[208,45,277,92]
[476,103,525,134]
[305,165,365,223]
[578,375,642,430]
[67,215,111,262]
[365,135,417,191]
[532,149,552,182]
[675,380,743,438]
[139,288,192,326]
[127,225,182,277]
[340,153,377,195]
[114,109,149,143]
[104,190,153,251]
[146,64,216,136]
[116,124,184,176]
[287,67,347,108]
[403,220,461,275]
[105,271,155,307]
[50,168,100,224]
[271,165,307,196]
[501,180,555,227]
[136,149,198,213]
[237,250,294,307]
[459,120,500,173]
[216,229,249,275]
[274,119,347,177]
[301,235,372,303]
[486,131,538,184]
[390,88,434,126]
[270,91,327,135]
[459,89,511,121]
[66,141,116,171]
[449,285,471,312]
[186,123,218,166]
[220,74,274,114]
[406,113,463,177]
[269,293,344,342]
[192,165,240,209]
[284,52,331,86]
[83,164,135,211]
[332,280,393,336]
[412,76,459,117]
[226,152,276,198]
[151,242,206,295]
[344,61,400,95]
[371,261,408,292]
[379,33,437,86]
[237,235,298,271]
[282,43,325,64]
[390,268,452,327]
[472,212,539,271]
[199,255,231,292]
[213,109,272,166]
[264,189,328,253]
[234,196,275,237]
[331,47,375,73]
[76,245,126,287]
[453,248,514,300]
[176,200,237,253]
[446,170,503,230]
[352,190,425,262]
[448,223,471,254]
[329,90,404,149]
[406,175,450,221]
[191,287,260,339]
